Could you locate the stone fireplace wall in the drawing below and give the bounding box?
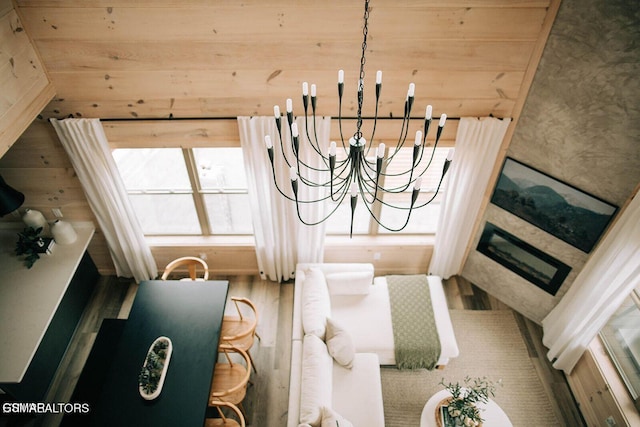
[461,0,640,324]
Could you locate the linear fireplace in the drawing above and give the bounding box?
[476,222,571,296]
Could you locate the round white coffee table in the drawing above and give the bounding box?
[420,389,512,427]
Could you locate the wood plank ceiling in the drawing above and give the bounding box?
[15,0,557,123]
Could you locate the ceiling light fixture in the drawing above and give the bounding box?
[265,0,453,236]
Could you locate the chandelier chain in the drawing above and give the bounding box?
[356,0,370,140]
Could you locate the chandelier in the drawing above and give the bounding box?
[264,0,453,236]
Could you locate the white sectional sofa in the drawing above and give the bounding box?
[287,263,459,427]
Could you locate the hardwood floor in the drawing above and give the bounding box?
[1,274,585,427]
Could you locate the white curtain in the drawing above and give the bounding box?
[429,117,511,278]
[542,192,640,373]
[238,116,330,282]
[50,118,158,282]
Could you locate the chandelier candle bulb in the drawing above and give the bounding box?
[407,83,415,98]
[302,82,309,96]
[414,130,422,146]
[329,141,337,156]
[286,98,293,113]
[426,105,433,120]
[437,113,447,142]
[338,70,344,84]
[311,84,316,97]
[376,70,382,84]
[414,177,422,191]
[264,135,273,149]
[443,148,455,175]
[274,105,280,118]
[376,143,386,158]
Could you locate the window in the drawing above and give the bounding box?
[325,147,450,235]
[113,147,252,236]
[600,286,640,403]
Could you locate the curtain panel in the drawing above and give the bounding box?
[238,116,330,282]
[542,192,640,373]
[50,118,158,282]
[429,117,511,278]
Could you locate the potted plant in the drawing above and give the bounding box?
[14,226,52,268]
[439,376,501,427]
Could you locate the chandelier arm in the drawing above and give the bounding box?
[411,171,448,209]
[409,118,445,177]
[377,158,451,209]
[274,121,295,170]
[386,115,411,162]
[330,175,351,203]
[356,160,384,205]
[292,178,352,227]
[377,134,448,193]
[300,109,331,166]
[368,79,382,148]
[268,165,299,202]
[355,181,417,233]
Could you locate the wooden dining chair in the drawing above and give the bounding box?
[205,401,246,427]
[209,345,252,418]
[160,256,209,281]
[220,297,260,373]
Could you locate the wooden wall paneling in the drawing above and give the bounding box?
[40,98,518,122]
[567,347,628,427]
[0,119,71,168]
[18,6,547,42]
[324,238,433,275]
[151,244,259,276]
[15,0,552,7]
[43,70,523,114]
[0,167,88,213]
[101,118,458,149]
[103,119,240,148]
[32,40,536,73]
[0,7,55,157]
[15,2,548,121]
[0,0,14,17]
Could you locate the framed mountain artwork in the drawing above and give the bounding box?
[490,157,618,253]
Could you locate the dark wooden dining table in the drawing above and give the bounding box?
[63,279,229,427]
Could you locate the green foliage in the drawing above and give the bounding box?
[138,338,170,395]
[14,227,44,269]
[439,376,502,426]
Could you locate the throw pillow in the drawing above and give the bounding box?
[302,268,331,340]
[325,270,373,295]
[320,406,354,427]
[325,318,355,369]
[299,335,333,425]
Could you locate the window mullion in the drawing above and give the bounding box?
[183,149,211,235]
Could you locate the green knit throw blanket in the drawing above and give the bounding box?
[386,275,441,370]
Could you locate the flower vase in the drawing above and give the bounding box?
[22,208,48,235]
[50,219,77,245]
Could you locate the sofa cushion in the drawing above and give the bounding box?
[320,407,354,427]
[302,268,331,340]
[332,353,385,427]
[325,318,355,369]
[325,269,373,296]
[299,334,333,425]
